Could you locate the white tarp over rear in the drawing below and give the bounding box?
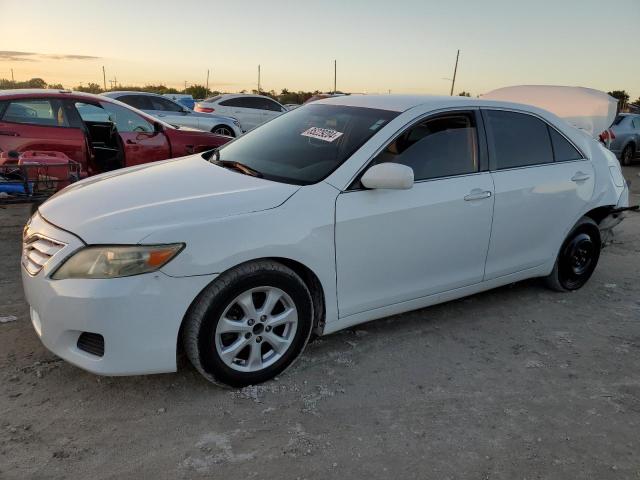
[482,85,617,138]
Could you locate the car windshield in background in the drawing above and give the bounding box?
[210,104,398,185]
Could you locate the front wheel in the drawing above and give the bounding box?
[211,125,236,137]
[183,260,313,387]
[545,217,601,292]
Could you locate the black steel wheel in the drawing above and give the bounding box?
[621,144,635,166]
[545,217,601,292]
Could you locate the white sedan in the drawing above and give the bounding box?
[194,94,287,132]
[21,92,631,387]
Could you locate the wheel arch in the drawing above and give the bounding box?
[176,256,327,358]
[583,205,617,225]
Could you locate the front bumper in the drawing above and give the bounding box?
[21,213,216,376]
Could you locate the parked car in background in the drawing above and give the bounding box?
[284,104,301,110]
[103,91,242,137]
[608,113,640,165]
[163,93,195,110]
[0,89,231,177]
[22,92,631,387]
[194,94,287,132]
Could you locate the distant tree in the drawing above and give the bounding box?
[0,77,53,89]
[184,84,207,99]
[608,90,630,111]
[26,78,47,89]
[458,91,471,97]
[632,97,640,107]
[75,82,103,94]
[48,83,64,90]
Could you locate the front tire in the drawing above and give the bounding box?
[183,260,313,387]
[545,217,601,292]
[621,144,635,166]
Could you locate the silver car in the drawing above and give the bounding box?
[609,113,640,165]
[102,91,242,137]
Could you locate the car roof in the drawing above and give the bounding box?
[103,91,164,98]
[0,88,108,101]
[317,94,507,112]
[203,93,282,103]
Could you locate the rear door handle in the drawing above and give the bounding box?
[0,130,19,136]
[571,172,591,182]
[464,190,492,201]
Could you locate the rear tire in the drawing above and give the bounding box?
[545,217,601,292]
[211,125,236,137]
[621,144,635,166]
[183,260,313,387]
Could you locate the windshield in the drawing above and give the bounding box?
[211,104,398,185]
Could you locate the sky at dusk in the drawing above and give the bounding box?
[1,0,638,98]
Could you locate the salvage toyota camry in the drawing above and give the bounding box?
[22,92,632,387]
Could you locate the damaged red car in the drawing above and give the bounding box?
[0,90,231,177]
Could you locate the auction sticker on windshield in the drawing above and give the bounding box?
[301,127,344,142]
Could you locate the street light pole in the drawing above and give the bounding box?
[258,65,261,94]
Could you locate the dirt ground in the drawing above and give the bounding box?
[1,166,639,480]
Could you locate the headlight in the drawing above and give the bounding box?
[51,244,184,280]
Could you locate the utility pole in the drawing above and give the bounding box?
[184,80,187,91]
[102,66,107,91]
[11,69,14,82]
[257,65,261,94]
[206,69,210,95]
[333,60,337,94]
[449,49,460,96]
[109,76,118,90]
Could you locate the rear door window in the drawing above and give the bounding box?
[149,97,184,112]
[118,95,154,111]
[220,97,252,108]
[484,110,554,169]
[633,117,640,129]
[549,128,583,162]
[1,99,69,127]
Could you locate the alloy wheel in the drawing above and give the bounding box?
[213,126,234,136]
[214,286,298,372]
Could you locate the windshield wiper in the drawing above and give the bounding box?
[206,149,263,178]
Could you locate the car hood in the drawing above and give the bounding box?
[39,155,299,244]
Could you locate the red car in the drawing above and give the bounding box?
[0,89,231,177]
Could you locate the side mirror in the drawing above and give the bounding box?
[153,122,164,133]
[361,163,414,190]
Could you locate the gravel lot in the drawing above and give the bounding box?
[1,166,639,480]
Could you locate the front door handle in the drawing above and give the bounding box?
[126,139,137,145]
[464,190,492,201]
[0,130,19,136]
[571,172,591,182]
